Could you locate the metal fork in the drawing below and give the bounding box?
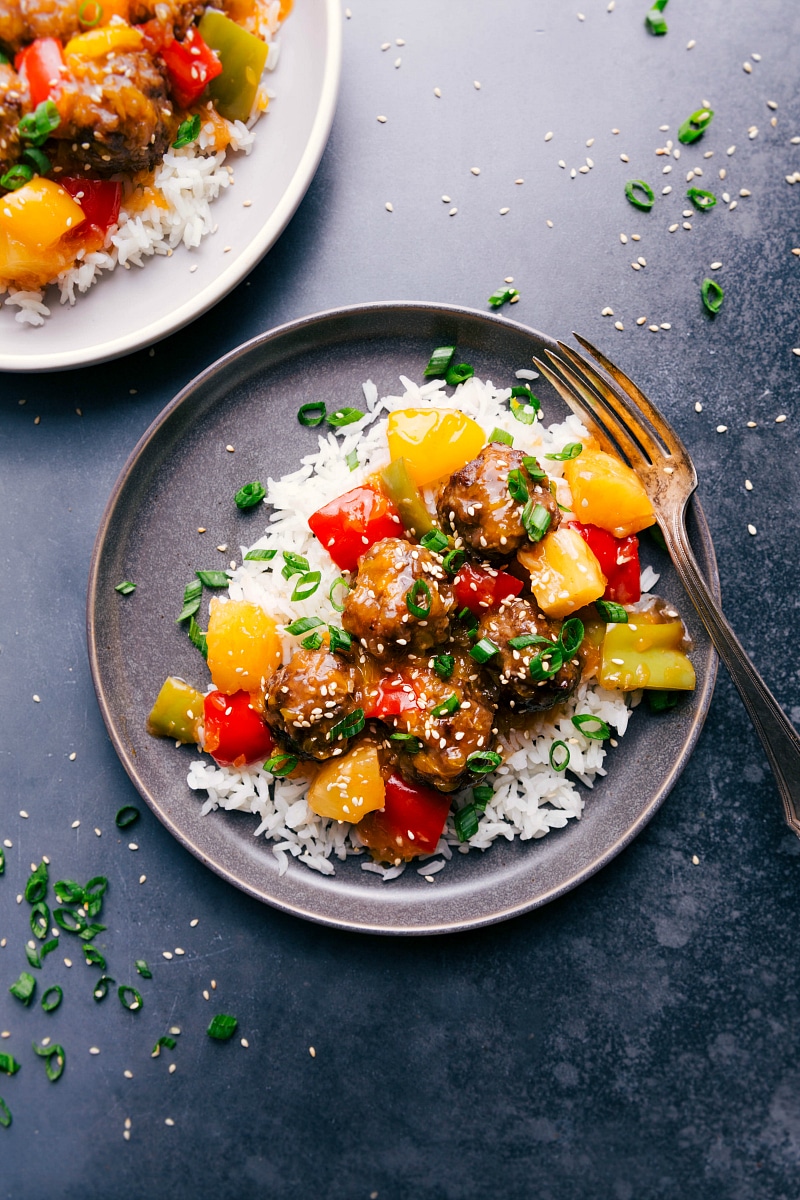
[533,333,800,836]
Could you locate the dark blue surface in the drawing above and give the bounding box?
[2,2,800,1196]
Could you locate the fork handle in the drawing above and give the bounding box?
[664,510,800,836]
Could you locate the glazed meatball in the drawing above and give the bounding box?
[437,443,560,562]
[0,64,28,174]
[264,649,364,762]
[477,597,580,714]
[342,538,455,660]
[385,650,498,793]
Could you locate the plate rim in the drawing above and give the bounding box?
[0,0,343,375]
[87,300,719,935]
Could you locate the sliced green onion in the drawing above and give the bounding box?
[466,750,502,774]
[431,693,459,718]
[328,625,352,654]
[24,861,48,904]
[172,112,201,149]
[645,9,668,34]
[560,617,584,657]
[25,943,41,970]
[507,468,529,505]
[0,846,4,874]
[0,164,33,190]
[93,975,116,1001]
[41,938,58,961]
[420,529,449,554]
[572,713,612,740]
[522,499,551,542]
[21,147,51,175]
[286,615,324,636]
[118,985,143,1011]
[9,972,35,1005]
[327,707,365,741]
[678,107,714,145]
[646,690,681,712]
[18,100,61,147]
[83,944,106,970]
[0,1098,10,1128]
[33,1041,65,1082]
[389,732,422,754]
[456,606,479,634]
[327,407,363,429]
[624,179,655,211]
[595,599,628,623]
[544,442,582,461]
[470,637,500,664]
[702,277,724,314]
[298,401,326,426]
[78,922,106,943]
[380,457,437,539]
[188,615,209,659]
[510,386,541,424]
[445,362,475,387]
[0,1055,20,1076]
[282,551,309,579]
[687,187,716,211]
[345,448,359,471]
[442,548,465,575]
[177,578,202,622]
[329,577,350,612]
[473,785,493,810]
[151,1035,177,1057]
[423,345,456,377]
[30,902,50,941]
[529,645,564,680]
[234,480,266,510]
[291,571,321,602]
[490,426,513,446]
[244,548,277,561]
[53,879,83,904]
[549,740,570,771]
[54,908,84,934]
[41,985,63,1013]
[78,0,103,26]
[433,653,454,679]
[264,752,298,777]
[454,803,480,842]
[84,876,108,899]
[522,455,546,480]
[135,959,152,978]
[508,633,554,651]
[406,579,432,618]
[196,570,229,588]
[301,630,324,650]
[207,1013,238,1040]
[488,286,518,308]
[115,805,140,829]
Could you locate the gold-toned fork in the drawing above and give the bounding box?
[534,333,800,836]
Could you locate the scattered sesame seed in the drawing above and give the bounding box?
[729,200,737,211]
[95,828,101,837]
[3,840,11,848]
[504,276,514,283]
[570,168,577,178]
[169,1027,181,1036]
[473,81,481,89]
[433,87,441,97]
[747,421,757,427]
[631,262,641,271]
[449,207,458,216]
[0,1032,8,1039]
[776,414,787,422]
[64,958,72,968]
[638,256,646,266]
[743,61,752,73]
[225,444,234,452]
[716,425,728,433]
[380,42,389,50]
[394,57,401,68]
[128,843,138,851]
[745,479,753,491]
[649,324,659,332]
[396,38,405,46]
[792,249,800,256]
[692,855,700,865]
[139,875,146,884]
[722,193,730,203]
[241,1038,249,1048]
[165,1119,175,1127]
[662,186,672,194]
[198,527,206,533]
[90,1047,100,1055]
[376,115,386,123]
[124,1070,133,1078]
[767,100,778,110]
[169,1063,177,1074]
[33,694,40,703]
[211,980,217,989]
[636,316,647,326]
[175,948,185,956]
[586,137,595,147]
[601,307,614,316]
[710,262,722,270]
[740,188,751,197]
[577,12,585,20]
[190,918,199,927]
[579,165,589,174]
[163,951,173,960]
[620,153,629,163]
[385,201,393,212]
[687,39,696,49]
[619,232,628,244]
[544,131,553,142]
[748,128,758,140]
[660,322,671,330]
[752,52,761,61]
[558,159,566,169]
[71,820,80,829]
[471,166,481,175]
[203,989,210,1000]
[345,7,350,16]
[19,811,28,819]
[309,1046,316,1057]
[499,207,510,214]
[748,524,757,536]
[612,128,620,135]
[607,0,615,11]
[683,222,692,230]
[614,321,624,331]
[727,145,736,155]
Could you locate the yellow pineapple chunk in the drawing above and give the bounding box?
[517,526,606,618]
[563,448,655,538]
[307,741,385,823]
[206,598,282,694]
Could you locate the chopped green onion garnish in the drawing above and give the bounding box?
[529,645,564,680]
[18,100,60,147]
[389,732,422,754]
[54,908,84,934]
[188,615,208,659]
[433,653,454,679]
[83,944,106,970]
[406,579,432,618]
[286,615,324,636]
[29,902,50,941]
[424,345,456,377]
[176,578,202,622]
[151,1036,177,1057]
[454,803,480,842]
[135,959,152,979]
[645,9,668,34]
[118,985,143,1012]
[470,637,500,664]
[490,427,513,446]
[78,922,106,943]
[431,693,459,718]
[445,362,475,387]
[0,846,4,874]
[21,147,51,175]
[282,551,309,579]
[196,570,229,588]
[234,480,266,509]
[507,468,529,505]
[624,179,655,211]
[510,386,541,424]
[25,943,41,970]
[78,0,103,26]
[298,402,326,426]
[115,805,140,829]
[327,407,363,429]
[456,606,479,634]
[466,750,502,773]
[559,617,584,657]
[687,187,716,210]
[24,861,48,904]
[549,741,570,771]
[291,571,321,602]
[244,548,277,561]
[9,972,35,1005]
[41,938,58,961]
[93,975,115,1001]
[473,785,493,810]
[345,448,359,471]
[678,107,714,145]
[329,577,350,612]
[115,580,136,595]
[0,1098,11,1128]
[173,112,201,148]
[41,985,63,1013]
[33,1041,65,1082]
[544,442,582,461]
[572,713,612,740]
[488,286,518,308]
[646,690,681,712]
[328,625,352,654]
[54,879,84,904]
[0,1055,20,1076]
[0,164,33,190]
[442,548,466,575]
[207,1013,238,1040]
[596,599,628,623]
[701,277,724,314]
[264,752,298,777]
[420,529,449,554]
[507,632,554,651]
[522,499,551,542]
[301,630,324,650]
[522,455,546,480]
[85,876,108,899]
[327,708,365,741]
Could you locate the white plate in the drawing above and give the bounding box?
[0,0,342,373]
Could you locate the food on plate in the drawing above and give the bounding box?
[0,0,288,324]
[146,351,696,880]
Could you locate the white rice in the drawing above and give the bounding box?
[186,371,657,880]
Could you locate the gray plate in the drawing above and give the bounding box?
[87,302,719,935]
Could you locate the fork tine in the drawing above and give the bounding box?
[545,348,652,469]
[572,332,693,464]
[532,356,621,457]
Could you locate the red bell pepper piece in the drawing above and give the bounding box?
[60,179,122,232]
[357,773,451,862]
[364,675,418,720]
[202,690,275,768]
[308,485,403,573]
[159,26,223,109]
[452,562,524,615]
[574,523,641,605]
[15,38,65,107]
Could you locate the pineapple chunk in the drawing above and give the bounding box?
[307,741,385,822]
[206,598,282,694]
[563,448,655,538]
[517,526,606,618]
[600,620,696,691]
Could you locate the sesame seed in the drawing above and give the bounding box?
[558,159,566,168]
[601,307,614,316]
[71,820,80,829]
[662,164,672,174]
[745,479,753,491]
[727,145,736,155]
[729,201,737,211]
[190,918,199,927]
[309,1046,316,1057]
[203,990,210,1000]
[471,166,481,175]
[649,325,659,332]
[620,153,629,163]
[124,1070,133,1079]
[139,875,146,884]
[776,414,787,422]
[740,188,751,197]
[747,421,757,427]
[94,828,101,837]
[381,42,389,50]
[165,1119,175,1127]
[662,186,672,195]
[385,201,393,212]
[499,207,510,215]
[570,168,577,178]
[169,1063,177,1074]
[433,87,441,97]
[241,1038,249,1048]
[614,321,624,331]
[638,256,646,266]
[636,316,647,326]
[579,165,589,174]
[175,948,185,956]
[716,425,728,433]
[748,524,757,536]
[19,811,28,819]
[722,193,730,204]
[376,115,386,123]
[474,81,481,89]
[3,840,11,848]
[660,322,671,330]
[515,178,524,184]
[768,100,778,110]
[128,843,138,851]
[668,223,678,232]
[683,222,692,230]
[394,57,401,67]
[743,61,752,73]
[687,39,696,49]
[719,168,726,180]
[710,262,722,270]
[692,855,700,865]
[163,951,173,960]
[64,958,72,968]
[544,131,553,142]
[441,195,450,202]
[90,1047,100,1055]
[631,262,641,271]
[449,207,458,216]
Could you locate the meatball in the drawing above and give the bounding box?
[264,649,364,761]
[437,443,560,562]
[0,64,28,174]
[385,650,497,793]
[342,537,455,660]
[477,597,580,713]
